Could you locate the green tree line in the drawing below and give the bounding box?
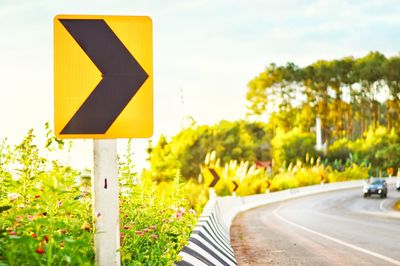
[147,51,400,182]
[145,120,271,181]
[246,51,400,143]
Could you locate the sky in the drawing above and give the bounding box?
[1,0,400,171]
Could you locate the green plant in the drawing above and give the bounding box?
[201,152,269,196]
[0,127,205,265]
[146,120,271,181]
[119,172,198,264]
[0,127,94,265]
[271,128,317,170]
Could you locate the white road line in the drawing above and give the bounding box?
[379,199,389,212]
[273,205,400,266]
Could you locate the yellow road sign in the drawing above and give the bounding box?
[54,15,153,138]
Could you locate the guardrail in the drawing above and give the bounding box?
[177,178,397,266]
[175,198,236,266]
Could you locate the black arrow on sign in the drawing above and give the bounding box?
[232,181,239,192]
[59,19,149,134]
[208,168,220,188]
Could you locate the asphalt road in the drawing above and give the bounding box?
[230,186,400,265]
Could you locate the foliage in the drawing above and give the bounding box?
[271,128,317,170]
[119,173,199,264]
[200,151,269,196]
[146,120,271,181]
[269,159,324,192]
[325,126,400,174]
[245,52,400,176]
[0,126,204,265]
[269,160,369,192]
[0,125,94,265]
[326,138,351,162]
[350,126,400,169]
[328,164,369,183]
[395,200,400,211]
[247,52,400,143]
[199,149,370,195]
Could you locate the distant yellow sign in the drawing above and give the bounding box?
[54,15,153,138]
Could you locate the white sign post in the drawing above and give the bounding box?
[93,139,120,266]
[54,15,153,266]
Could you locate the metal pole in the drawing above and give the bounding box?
[93,139,120,266]
[316,116,323,151]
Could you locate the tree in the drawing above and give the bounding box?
[246,52,398,142]
[352,51,386,130]
[271,128,317,170]
[146,120,271,181]
[383,55,400,130]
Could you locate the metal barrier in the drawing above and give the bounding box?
[176,198,237,266]
[177,178,397,265]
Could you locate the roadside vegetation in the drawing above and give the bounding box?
[0,126,204,265]
[395,201,400,211]
[148,52,400,186]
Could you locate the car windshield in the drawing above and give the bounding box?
[371,179,383,185]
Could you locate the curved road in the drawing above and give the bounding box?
[231,186,400,265]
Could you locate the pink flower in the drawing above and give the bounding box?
[175,207,186,219]
[150,234,158,239]
[57,201,62,207]
[123,225,131,230]
[135,230,144,236]
[143,228,150,233]
[150,225,157,230]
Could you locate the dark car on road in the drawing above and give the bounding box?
[363,178,387,198]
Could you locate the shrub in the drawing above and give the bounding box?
[201,153,268,196]
[271,128,317,170]
[327,138,351,164]
[269,161,368,192]
[0,127,205,265]
[0,127,94,265]
[328,164,369,182]
[146,120,271,181]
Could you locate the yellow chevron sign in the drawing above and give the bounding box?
[54,15,153,138]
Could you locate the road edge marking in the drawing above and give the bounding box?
[273,205,400,266]
[379,199,389,212]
